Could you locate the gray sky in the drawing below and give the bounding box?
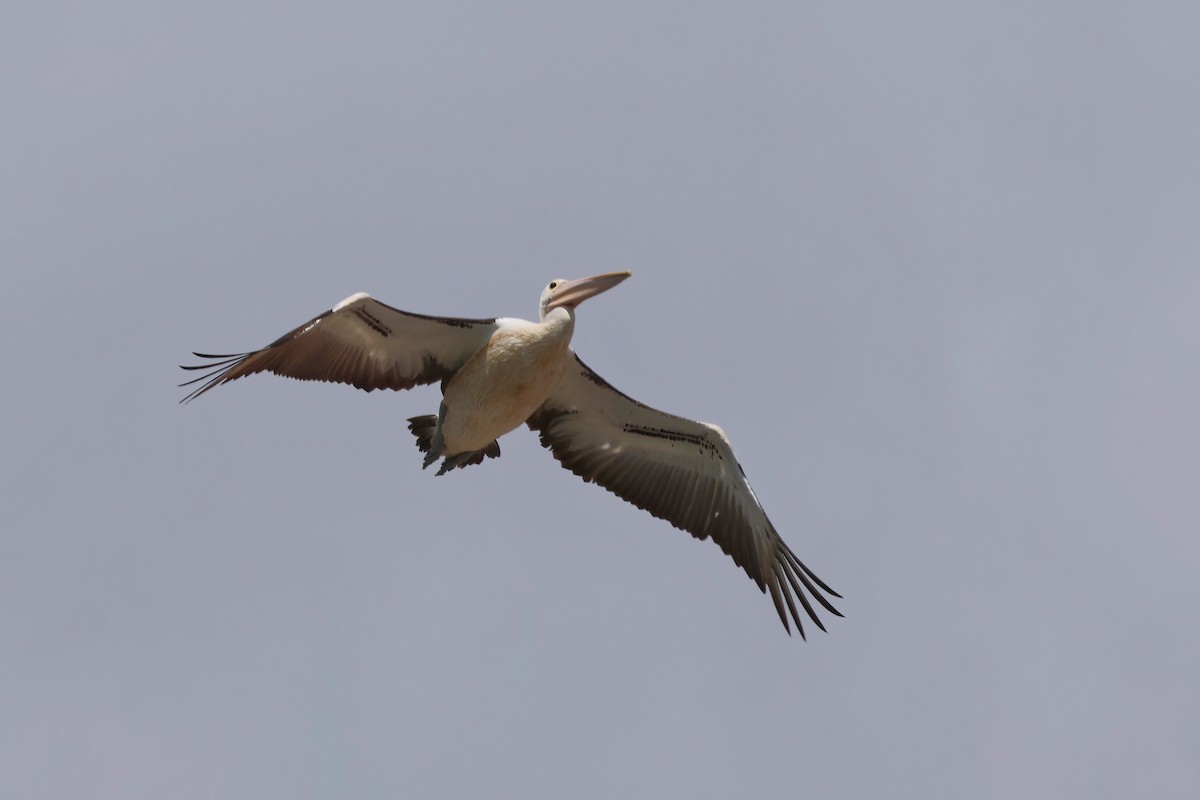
[3,2,1199,798]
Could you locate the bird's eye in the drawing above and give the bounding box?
[549,281,559,290]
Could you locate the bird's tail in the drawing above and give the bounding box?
[406,415,501,476]
[407,415,441,457]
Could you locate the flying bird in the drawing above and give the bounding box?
[180,272,841,635]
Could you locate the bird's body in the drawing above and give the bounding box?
[441,311,573,456]
[181,272,842,636]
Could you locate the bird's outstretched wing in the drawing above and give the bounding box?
[180,293,499,403]
[527,354,841,636]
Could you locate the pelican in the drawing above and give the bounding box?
[180,272,841,635]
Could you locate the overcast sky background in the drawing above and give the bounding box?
[3,2,1199,798]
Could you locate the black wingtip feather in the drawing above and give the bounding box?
[177,352,254,404]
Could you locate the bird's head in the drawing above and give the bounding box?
[539,271,631,320]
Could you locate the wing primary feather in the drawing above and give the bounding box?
[178,369,225,388]
[789,549,844,600]
[773,561,807,638]
[178,365,231,385]
[779,556,825,631]
[177,353,255,403]
[179,355,247,371]
[765,571,794,636]
[783,549,845,616]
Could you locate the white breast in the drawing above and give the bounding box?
[439,317,573,454]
